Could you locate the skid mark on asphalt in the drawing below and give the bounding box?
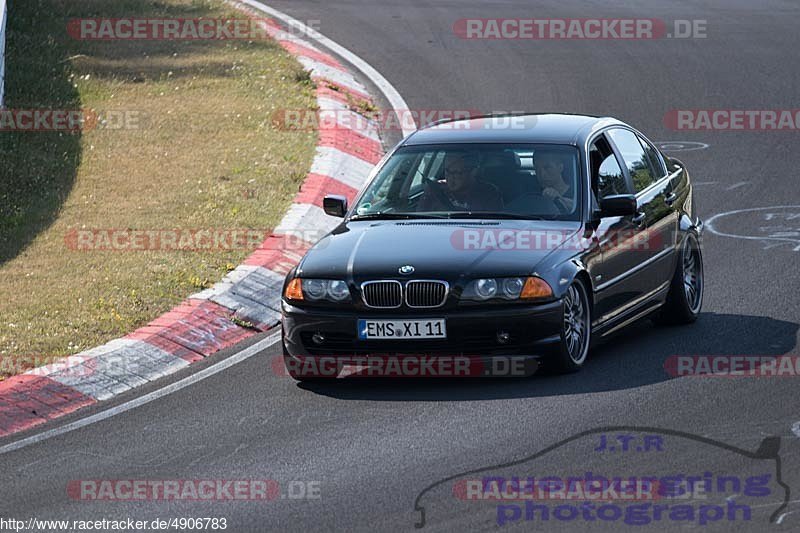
[13,448,192,475]
[692,180,752,189]
[751,498,800,524]
[727,181,750,190]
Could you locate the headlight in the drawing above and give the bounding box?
[328,280,351,301]
[462,277,553,302]
[502,277,524,299]
[475,278,498,299]
[283,278,352,303]
[304,279,328,300]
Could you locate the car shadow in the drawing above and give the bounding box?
[297,312,799,401]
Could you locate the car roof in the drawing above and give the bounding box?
[401,113,626,147]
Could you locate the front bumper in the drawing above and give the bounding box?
[281,299,564,358]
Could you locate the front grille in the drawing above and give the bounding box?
[406,280,449,308]
[361,280,403,308]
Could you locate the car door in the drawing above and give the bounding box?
[587,132,649,323]
[636,133,680,284]
[605,127,675,306]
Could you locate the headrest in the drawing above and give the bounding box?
[482,151,519,169]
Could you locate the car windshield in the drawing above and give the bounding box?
[351,143,582,221]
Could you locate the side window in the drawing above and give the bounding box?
[608,128,656,194]
[589,135,628,200]
[638,135,666,178]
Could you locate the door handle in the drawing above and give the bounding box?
[664,192,678,206]
[632,212,646,227]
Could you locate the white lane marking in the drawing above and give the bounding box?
[792,421,800,437]
[706,205,800,252]
[656,141,709,152]
[692,181,719,186]
[751,498,800,524]
[0,332,281,456]
[240,0,416,137]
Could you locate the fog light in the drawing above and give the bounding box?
[311,332,326,345]
[496,331,510,344]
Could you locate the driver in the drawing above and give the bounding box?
[418,152,502,212]
[535,151,575,212]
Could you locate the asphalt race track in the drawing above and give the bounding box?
[2,1,800,531]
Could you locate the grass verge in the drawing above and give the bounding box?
[0,0,318,376]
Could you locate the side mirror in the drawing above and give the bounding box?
[599,194,638,218]
[323,194,348,218]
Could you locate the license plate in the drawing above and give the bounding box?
[358,319,446,340]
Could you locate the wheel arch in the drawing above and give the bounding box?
[550,259,594,315]
[573,269,594,317]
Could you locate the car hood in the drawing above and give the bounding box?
[296,219,583,281]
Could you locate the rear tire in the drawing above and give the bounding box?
[550,280,592,373]
[654,232,703,325]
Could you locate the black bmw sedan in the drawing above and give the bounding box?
[281,114,704,380]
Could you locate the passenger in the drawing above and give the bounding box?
[535,151,575,212]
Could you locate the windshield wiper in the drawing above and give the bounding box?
[348,212,449,221]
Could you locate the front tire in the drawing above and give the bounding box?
[551,280,592,373]
[654,232,703,325]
